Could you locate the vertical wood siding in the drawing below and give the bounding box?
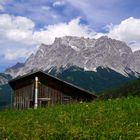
[11,72,95,109]
[14,82,74,109]
[14,84,33,109]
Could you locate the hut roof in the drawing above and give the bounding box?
[9,70,97,99]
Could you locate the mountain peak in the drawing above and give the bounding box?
[5,62,24,77]
[5,62,24,71]
[4,36,140,78]
[98,36,109,40]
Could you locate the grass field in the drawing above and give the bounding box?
[0,97,140,140]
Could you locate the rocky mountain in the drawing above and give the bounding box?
[0,76,8,85]
[132,50,140,73]
[0,73,12,85]
[47,65,136,93]
[4,36,140,78]
[5,62,24,78]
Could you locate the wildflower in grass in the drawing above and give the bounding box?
[135,137,140,140]
[80,101,83,104]
[127,97,130,99]
[0,97,139,139]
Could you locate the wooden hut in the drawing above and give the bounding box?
[9,71,96,109]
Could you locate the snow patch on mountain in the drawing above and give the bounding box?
[71,45,80,51]
[4,36,140,78]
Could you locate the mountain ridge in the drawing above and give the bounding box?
[4,36,140,78]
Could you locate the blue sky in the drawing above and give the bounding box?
[0,0,140,72]
[1,0,140,30]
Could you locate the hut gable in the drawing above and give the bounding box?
[9,71,96,109]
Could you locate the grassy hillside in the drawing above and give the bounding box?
[0,84,12,110]
[0,73,12,109]
[100,78,140,99]
[0,97,140,139]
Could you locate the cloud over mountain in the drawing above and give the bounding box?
[108,17,140,51]
[0,13,140,71]
[0,14,95,62]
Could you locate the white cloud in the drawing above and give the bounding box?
[41,6,50,11]
[6,29,34,45]
[53,0,65,7]
[127,41,140,52]
[107,17,140,51]
[1,13,140,64]
[66,0,122,27]
[0,14,36,62]
[0,5,4,11]
[108,17,140,41]
[0,14,34,30]
[4,48,31,60]
[0,14,35,45]
[0,14,96,61]
[33,17,96,44]
[0,14,95,46]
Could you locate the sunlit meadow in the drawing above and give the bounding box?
[0,97,140,140]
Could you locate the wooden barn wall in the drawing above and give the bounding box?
[14,84,34,109]
[39,76,93,102]
[13,75,93,109]
[13,82,75,109]
[38,83,74,106]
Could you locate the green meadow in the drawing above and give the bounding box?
[0,97,140,140]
